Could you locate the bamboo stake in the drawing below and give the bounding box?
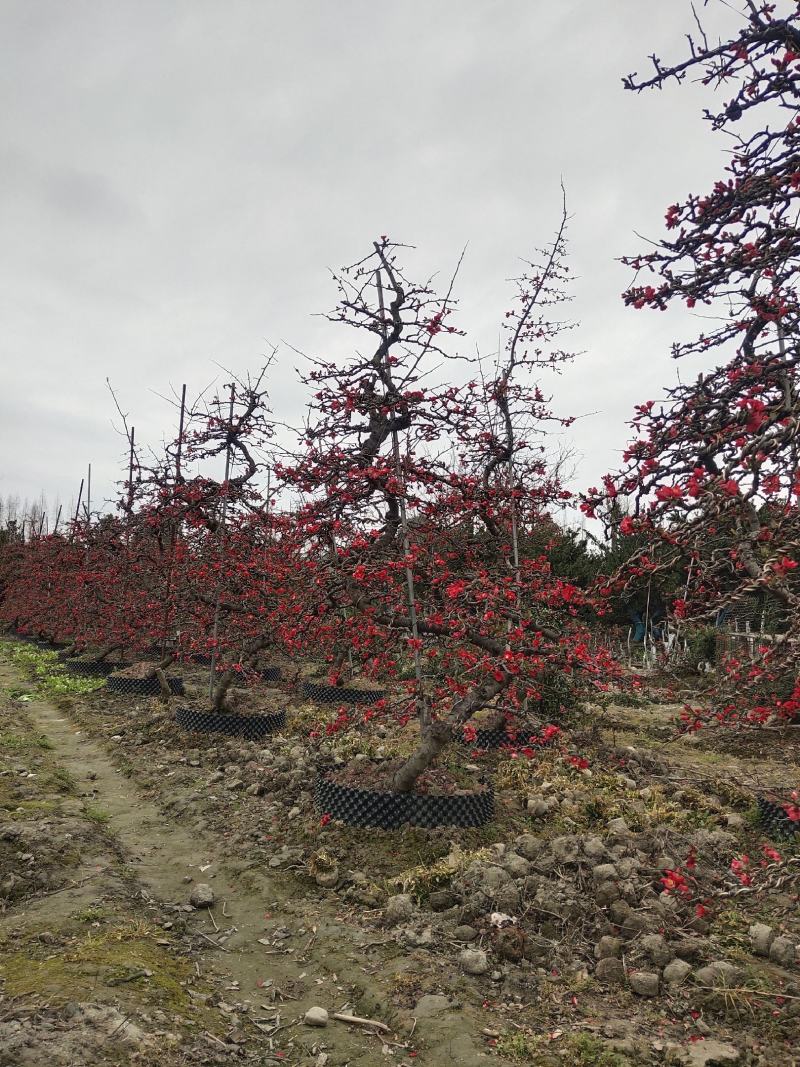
[375,262,426,726]
[209,384,236,702]
[160,386,187,658]
[127,427,136,512]
[72,478,85,529]
[176,384,187,483]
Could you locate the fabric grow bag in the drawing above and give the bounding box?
[174,705,286,739]
[66,659,120,677]
[106,674,185,696]
[757,796,800,839]
[301,681,384,705]
[314,774,494,830]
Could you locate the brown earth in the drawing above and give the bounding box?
[2,646,800,1066]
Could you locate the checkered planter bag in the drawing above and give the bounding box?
[66,659,121,678]
[301,681,384,705]
[757,796,800,839]
[314,774,494,830]
[106,674,185,696]
[174,705,286,739]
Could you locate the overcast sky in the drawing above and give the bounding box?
[0,0,744,522]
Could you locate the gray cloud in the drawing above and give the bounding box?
[0,0,745,520]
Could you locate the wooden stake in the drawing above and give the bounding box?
[72,478,85,528]
[85,462,92,523]
[209,384,236,702]
[375,261,426,725]
[127,426,136,512]
[176,384,187,482]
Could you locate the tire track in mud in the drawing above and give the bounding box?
[0,658,507,1066]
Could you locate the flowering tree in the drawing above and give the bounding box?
[141,366,292,711]
[282,227,618,792]
[585,0,800,723]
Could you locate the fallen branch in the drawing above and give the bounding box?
[332,1012,390,1033]
[197,930,230,953]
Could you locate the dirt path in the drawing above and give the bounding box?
[0,656,509,1066]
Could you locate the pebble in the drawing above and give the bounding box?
[189,883,215,908]
[401,925,434,948]
[428,890,460,911]
[513,834,542,861]
[385,894,415,925]
[663,959,692,987]
[695,961,740,986]
[501,853,530,879]
[769,935,796,967]
[595,881,621,906]
[629,970,659,997]
[583,836,607,861]
[595,936,622,960]
[453,925,478,942]
[304,1006,329,1027]
[413,994,451,1018]
[749,922,775,957]
[459,948,489,975]
[594,957,625,984]
[641,933,674,967]
[592,863,618,882]
[675,1038,741,1065]
[550,836,580,865]
[314,867,340,889]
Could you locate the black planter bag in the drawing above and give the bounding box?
[106,674,185,696]
[301,681,384,705]
[314,774,493,829]
[175,706,286,739]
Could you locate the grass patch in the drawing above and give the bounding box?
[2,921,197,1015]
[46,767,77,794]
[6,799,60,819]
[84,805,111,824]
[496,1030,631,1065]
[0,732,53,751]
[71,904,109,924]
[0,641,104,697]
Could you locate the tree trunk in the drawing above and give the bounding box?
[95,642,122,662]
[211,636,271,712]
[390,672,509,793]
[141,653,175,676]
[212,669,236,712]
[154,668,171,704]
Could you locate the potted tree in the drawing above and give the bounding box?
[282,225,617,828]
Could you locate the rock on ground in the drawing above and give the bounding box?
[188,882,215,908]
